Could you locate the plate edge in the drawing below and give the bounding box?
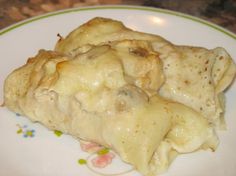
[0,5,236,41]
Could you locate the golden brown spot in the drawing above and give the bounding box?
[27,57,35,64]
[129,47,148,57]
[205,60,209,64]
[56,61,67,70]
[219,56,223,60]
[204,67,208,71]
[184,80,190,85]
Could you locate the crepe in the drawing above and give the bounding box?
[55,17,236,127]
[4,17,236,176]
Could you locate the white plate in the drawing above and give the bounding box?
[0,5,236,176]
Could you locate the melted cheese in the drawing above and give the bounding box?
[55,17,236,126]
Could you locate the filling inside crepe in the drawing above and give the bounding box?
[4,17,236,176]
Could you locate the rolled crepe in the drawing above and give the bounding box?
[4,40,219,175]
[55,17,236,127]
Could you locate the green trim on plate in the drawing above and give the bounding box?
[0,6,236,40]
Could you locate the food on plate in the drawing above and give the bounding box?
[55,17,236,127]
[4,17,236,176]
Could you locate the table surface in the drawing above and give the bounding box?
[0,0,236,34]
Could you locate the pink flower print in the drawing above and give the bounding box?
[80,141,103,153]
[92,152,115,168]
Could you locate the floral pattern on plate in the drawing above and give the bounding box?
[14,113,133,175]
[54,130,63,137]
[16,124,35,138]
[78,141,134,175]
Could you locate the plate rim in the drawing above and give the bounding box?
[1,4,236,176]
[0,5,236,40]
